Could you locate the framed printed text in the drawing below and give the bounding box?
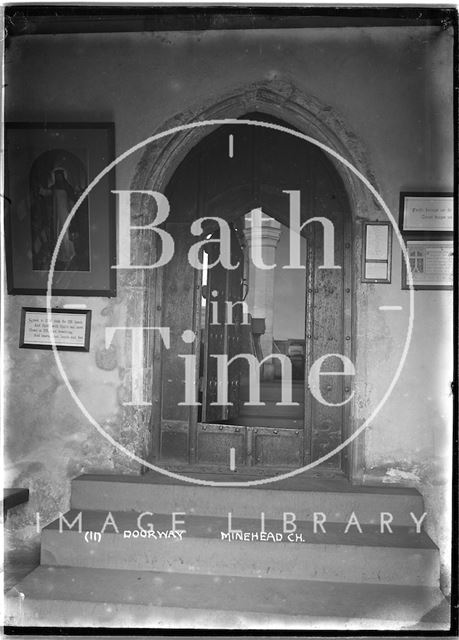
[399,192,453,233]
[19,307,92,351]
[402,239,453,290]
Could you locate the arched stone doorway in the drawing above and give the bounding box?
[127,80,376,480]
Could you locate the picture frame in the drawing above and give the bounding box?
[361,221,392,283]
[5,122,116,296]
[399,192,454,233]
[19,307,92,351]
[401,238,453,290]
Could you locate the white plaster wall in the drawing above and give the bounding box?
[273,225,306,341]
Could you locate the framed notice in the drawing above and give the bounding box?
[5,123,116,296]
[19,307,92,351]
[402,239,453,290]
[361,222,392,283]
[399,192,453,233]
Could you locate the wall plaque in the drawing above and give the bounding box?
[19,307,92,351]
[402,240,453,290]
[399,192,453,233]
[361,222,392,283]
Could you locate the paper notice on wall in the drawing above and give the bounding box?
[23,311,87,347]
[365,225,389,260]
[365,261,388,280]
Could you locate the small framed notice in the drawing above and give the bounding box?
[19,308,92,351]
[399,192,453,233]
[361,222,392,283]
[402,239,453,290]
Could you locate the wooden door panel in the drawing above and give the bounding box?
[307,163,347,468]
[312,264,344,465]
[197,423,245,465]
[253,428,303,467]
[160,421,189,461]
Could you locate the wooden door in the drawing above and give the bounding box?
[303,157,352,471]
[154,117,352,474]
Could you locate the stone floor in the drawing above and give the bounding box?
[4,532,40,593]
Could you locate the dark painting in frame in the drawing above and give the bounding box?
[5,122,116,296]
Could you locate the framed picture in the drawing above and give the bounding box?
[361,221,392,283]
[402,239,453,290]
[19,307,92,351]
[5,123,116,296]
[399,192,454,233]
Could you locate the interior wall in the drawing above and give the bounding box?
[273,225,306,341]
[4,25,454,588]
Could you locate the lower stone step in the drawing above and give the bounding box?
[5,566,448,629]
[40,510,439,586]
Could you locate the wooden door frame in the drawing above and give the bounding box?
[127,79,379,484]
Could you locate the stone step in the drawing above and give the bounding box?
[71,473,426,526]
[240,381,304,403]
[5,566,447,629]
[40,510,439,586]
[237,402,304,418]
[234,416,303,428]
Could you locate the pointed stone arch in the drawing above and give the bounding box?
[131,79,377,219]
[120,79,375,478]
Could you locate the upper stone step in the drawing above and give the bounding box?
[70,473,425,527]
